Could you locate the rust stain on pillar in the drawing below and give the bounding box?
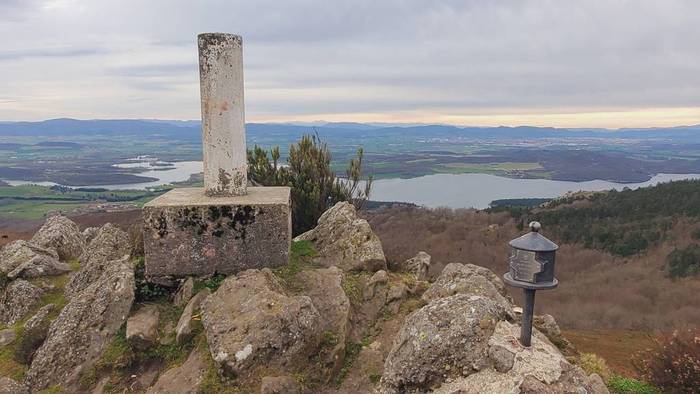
[198,33,247,196]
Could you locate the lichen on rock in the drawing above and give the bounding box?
[31,215,85,261]
[200,268,321,378]
[295,201,386,272]
[0,240,70,280]
[23,256,134,391]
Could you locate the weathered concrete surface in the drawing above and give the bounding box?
[198,33,247,197]
[143,187,291,283]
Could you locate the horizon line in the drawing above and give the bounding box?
[2,117,700,132]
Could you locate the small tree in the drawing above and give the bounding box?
[248,134,373,235]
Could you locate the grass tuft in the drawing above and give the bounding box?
[607,375,659,394]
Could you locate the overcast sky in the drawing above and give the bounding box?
[0,0,699,128]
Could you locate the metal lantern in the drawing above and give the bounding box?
[503,221,559,347]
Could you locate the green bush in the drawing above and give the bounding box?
[248,134,372,236]
[666,244,700,278]
[192,274,226,293]
[607,375,659,394]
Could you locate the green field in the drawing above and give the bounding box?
[0,184,167,220]
[438,161,543,175]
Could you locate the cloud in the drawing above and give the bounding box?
[0,0,698,127]
[0,47,106,61]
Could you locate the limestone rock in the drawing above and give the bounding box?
[296,266,350,374]
[404,251,431,281]
[379,294,510,393]
[173,277,194,307]
[82,227,99,243]
[260,375,302,394]
[295,202,386,272]
[15,304,54,363]
[66,252,131,299]
[386,282,410,313]
[534,313,575,354]
[78,223,130,268]
[0,328,16,346]
[24,256,134,391]
[0,279,44,325]
[31,215,85,261]
[349,270,389,342]
[432,321,609,394]
[364,270,388,301]
[0,377,29,394]
[201,269,321,377]
[422,263,514,317]
[176,288,210,345]
[126,304,160,350]
[0,240,70,280]
[147,349,207,394]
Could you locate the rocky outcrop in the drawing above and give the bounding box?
[147,349,207,394]
[173,277,194,307]
[0,279,44,325]
[126,304,160,350]
[31,215,85,261]
[24,256,134,391]
[364,270,388,301]
[176,288,210,345]
[15,304,54,363]
[432,321,608,394]
[82,226,99,244]
[66,254,131,301]
[295,202,386,272]
[0,377,29,394]
[0,240,71,280]
[534,313,576,355]
[78,223,130,267]
[66,223,130,298]
[296,266,350,374]
[422,263,514,318]
[380,261,606,394]
[379,294,511,393]
[201,268,321,378]
[404,251,431,281]
[0,328,16,346]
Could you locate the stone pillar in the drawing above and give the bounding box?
[198,33,247,196]
[143,33,291,285]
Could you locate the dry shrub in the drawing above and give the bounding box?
[364,206,700,330]
[579,353,612,382]
[634,328,700,393]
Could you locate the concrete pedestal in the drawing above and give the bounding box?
[142,187,291,285]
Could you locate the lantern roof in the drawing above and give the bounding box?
[509,221,559,252]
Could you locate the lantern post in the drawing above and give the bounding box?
[503,221,559,347]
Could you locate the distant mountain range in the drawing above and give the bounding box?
[1,118,700,142]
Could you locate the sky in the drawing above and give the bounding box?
[0,0,699,128]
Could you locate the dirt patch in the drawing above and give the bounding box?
[563,329,654,378]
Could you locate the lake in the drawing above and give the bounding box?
[369,172,700,209]
[4,158,700,209]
